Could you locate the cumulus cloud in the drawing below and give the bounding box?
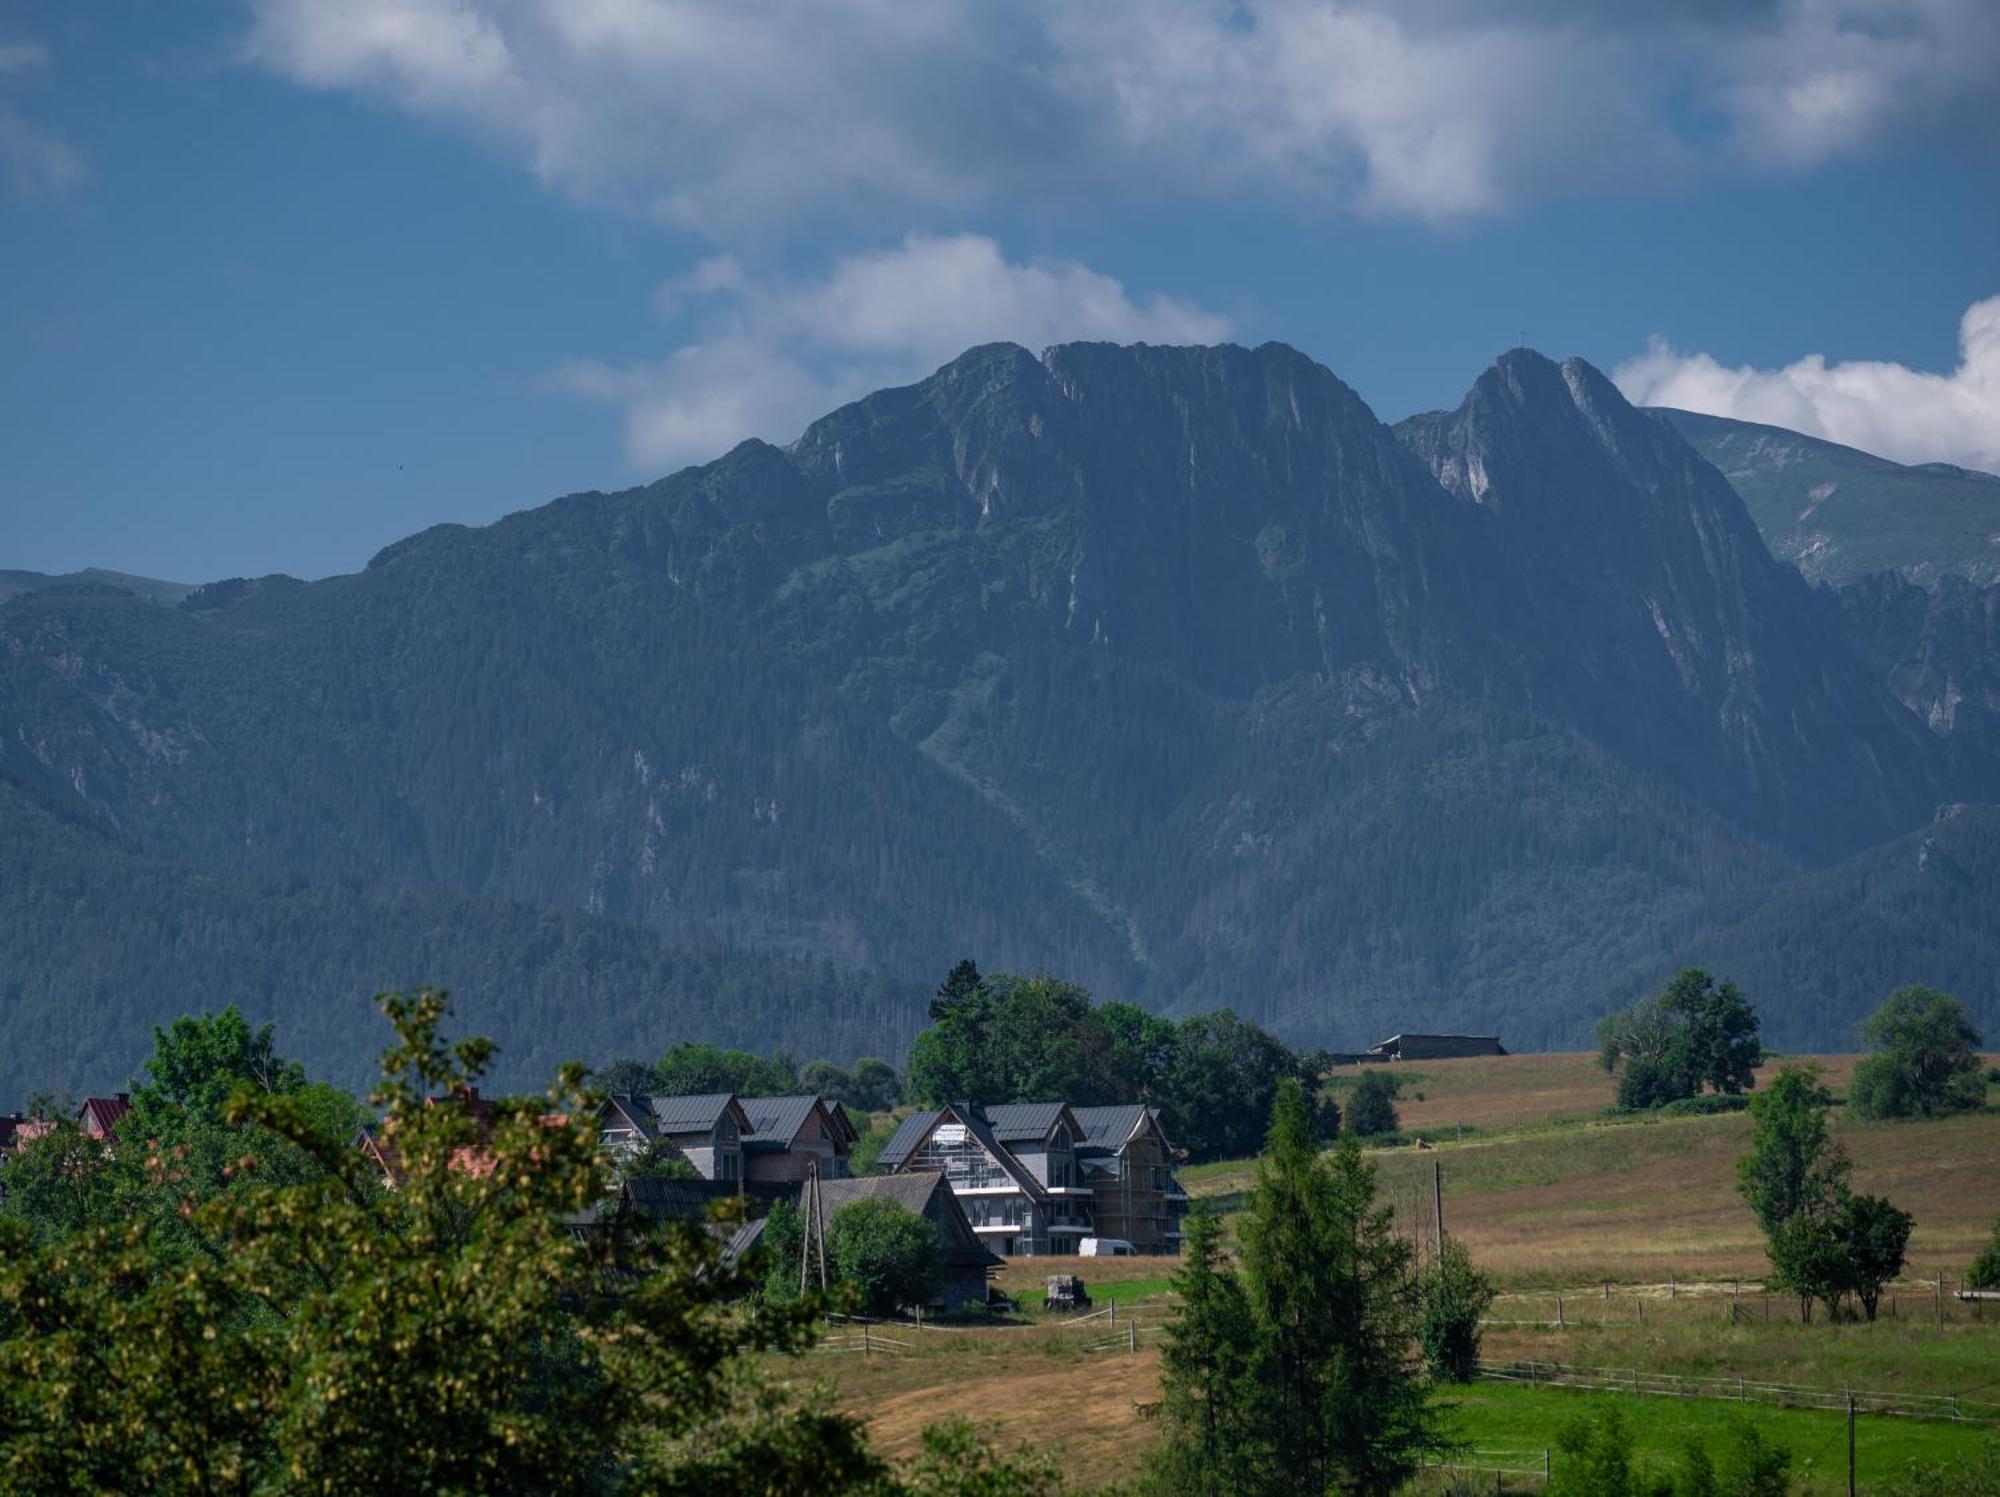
[1614,296,2000,475]
[551,233,1233,471]
[236,0,2000,230]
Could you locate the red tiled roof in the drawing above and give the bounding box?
[78,1094,132,1139]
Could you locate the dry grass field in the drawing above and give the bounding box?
[1190,1053,2000,1287]
[827,1054,2000,1492]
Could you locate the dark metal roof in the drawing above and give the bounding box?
[1069,1104,1148,1148]
[738,1095,860,1151]
[738,1095,818,1148]
[649,1093,744,1134]
[981,1102,1069,1142]
[874,1109,941,1170]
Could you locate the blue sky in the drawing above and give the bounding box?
[4,0,1998,582]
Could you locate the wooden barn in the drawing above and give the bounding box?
[1367,1033,1507,1061]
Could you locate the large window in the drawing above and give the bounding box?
[963,1195,1026,1228]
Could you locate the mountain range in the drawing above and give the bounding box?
[4,342,1997,1098]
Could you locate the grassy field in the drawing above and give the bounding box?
[829,1053,2000,1492]
[1190,1053,2000,1287]
[1438,1381,1997,1495]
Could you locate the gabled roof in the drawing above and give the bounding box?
[1069,1104,1149,1149]
[947,1105,1047,1201]
[738,1095,860,1152]
[78,1094,132,1138]
[981,1102,1072,1143]
[873,1105,1048,1202]
[874,1108,943,1170]
[812,1171,1002,1270]
[598,1094,659,1140]
[649,1093,749,1135]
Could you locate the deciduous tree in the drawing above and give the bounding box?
[1850,987,1986,1120]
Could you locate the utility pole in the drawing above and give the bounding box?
[800,1161,830,1296]
[1847,1392,1856,1497]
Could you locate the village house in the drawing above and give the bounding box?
[77,1094,133,1142]
[807,1172,1001,1312]
[874,1103,1098,1256]
[596,1092,751,1182]
[1071,1104,1189,1253]
[738,1095,859,1183]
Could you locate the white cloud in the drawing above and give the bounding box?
[1614,295,2000,475]
[551,232,1233,471]
[235,0,2000,230]
[0,42,52,73]
[0,39,84,195]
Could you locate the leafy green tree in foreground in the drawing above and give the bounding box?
[827,1198,944,1316]
[1849,986,1987,1120]
[5,990,1074,1496]
[1599,968,1760,1110]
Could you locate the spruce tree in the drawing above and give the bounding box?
[1147,1202,1262,1496]
[1238,1079,1439,1495]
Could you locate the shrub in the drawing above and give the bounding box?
[1416,1237,1494,1382]
[1345,1069,1400,1138]
[1969,1217,2000,1292]
[1654,1094,1750,1117]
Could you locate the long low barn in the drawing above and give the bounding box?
[1367,1033,1507,1061]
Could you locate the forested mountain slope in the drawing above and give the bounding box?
[3,341,1995,1092]
[0,773,922,1099]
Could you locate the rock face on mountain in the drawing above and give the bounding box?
[2,341,1994,1093]
[1396,352,1944,851]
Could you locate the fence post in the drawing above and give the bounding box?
[1544,1448,1551,1482]
[863,1321,872,1358]
[1631,1367,1639,1396]
[1557,1296,1564,1329]
[1110,1299,1116,1327]
[1129,1322,1137,1355]
[1670,1272,1676,1301]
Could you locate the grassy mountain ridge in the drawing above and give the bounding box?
[1660,407,2000,586]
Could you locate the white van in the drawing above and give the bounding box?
[1080,1237,1136,1257]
